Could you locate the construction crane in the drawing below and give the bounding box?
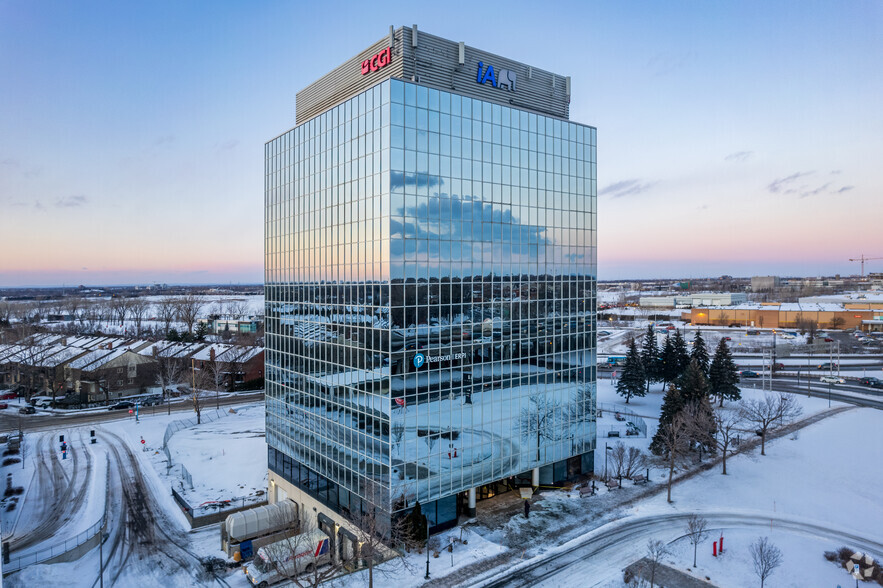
[848,255,883,277]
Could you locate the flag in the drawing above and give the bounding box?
[394,398,406,407]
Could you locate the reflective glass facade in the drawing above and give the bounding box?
[266,78,596,531]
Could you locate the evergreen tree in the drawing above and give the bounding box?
[641,324,659,393]
[650,384,684,455]
[671,329,690,375]
[659,334,679,389]
[677,360,716,448]
[677,359,710,404]
[616,340,647,404]
[709,338,741,407]
[690,330,710,375]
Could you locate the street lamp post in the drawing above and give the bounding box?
[605,443,612,481]
[424,515,430,580]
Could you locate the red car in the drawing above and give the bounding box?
[0,392,16,400]
[0,403,8,410]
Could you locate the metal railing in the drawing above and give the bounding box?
[5,514,105,573]
[596,402,648,437]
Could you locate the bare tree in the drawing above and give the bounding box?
[711,407,742,475]
[608,442,646,481]
[157,297,179,336]
[223,299,249,320]
[655,407,695,503]
[13,335,56,400]
[740,393,803,456]
[345,478,418,588]
[519,393,563,463]
[749,536,783,588]
[108,296,132,328]
[176,294,206,335]
[190,360,211,424]
[128,298,151,336]
[685,514,709,568]
[645,538,670,588]
[260,515,342,588]
[154,350,186,414]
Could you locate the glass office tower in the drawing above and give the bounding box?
[266,77,596,533]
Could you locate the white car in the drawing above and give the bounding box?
[779,333,795,340]
[820,375,845,384]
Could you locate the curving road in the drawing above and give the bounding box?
[93,429,230,587]
[478,510,883,588]
[8,429,95,552]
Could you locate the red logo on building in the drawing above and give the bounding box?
[361,47,392,75]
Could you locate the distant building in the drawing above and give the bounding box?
[751,276,781,291]
[197,316,261,335]
[639,292,746,308]
[688,301,883,330]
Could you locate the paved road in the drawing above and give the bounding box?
[478,510,883,588]
[0,391,264,433]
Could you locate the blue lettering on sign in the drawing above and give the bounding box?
[413,353,425,369]
[477,61,516,92]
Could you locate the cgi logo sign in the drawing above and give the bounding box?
[476,61,516,92]
[361,47,392,76]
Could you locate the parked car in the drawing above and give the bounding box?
[823,336,834,343]
[614,412,626,422]
[739,370,759,378]
[779,333,795,340]
[746,330,760,335]
[722,336,731,341]
[0,392,17,400]
[820,375,845,384]
[0,403,8,410]
[30,396,53,408]
[772,363,785,372]
[859,377,883,388]
[108,401,135,411]
[19,406,36,415]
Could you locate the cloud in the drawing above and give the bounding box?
[767,171,814,194]
[599,179,657,199]
[0,158,18,167]
[696,204,709,211]
[725,151,753,162]
[217,140,239,152]
[154,135,176,146]
[767,171,854,198]
[55,194,88,208]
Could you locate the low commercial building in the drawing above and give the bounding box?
[639,292,746,308]
[688,302,882,330]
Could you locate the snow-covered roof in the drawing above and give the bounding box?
[191,344,234,362]
[69,348,115,369]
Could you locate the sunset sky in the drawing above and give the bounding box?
[1,1,880,287]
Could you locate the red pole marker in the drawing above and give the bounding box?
[713,540,717,557]
[719,534,723,552]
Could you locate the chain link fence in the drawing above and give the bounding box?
[596,401,648,438]
[4,514,105,573]
[161,407,230,489]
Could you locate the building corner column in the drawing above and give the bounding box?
[467,488,476,517]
